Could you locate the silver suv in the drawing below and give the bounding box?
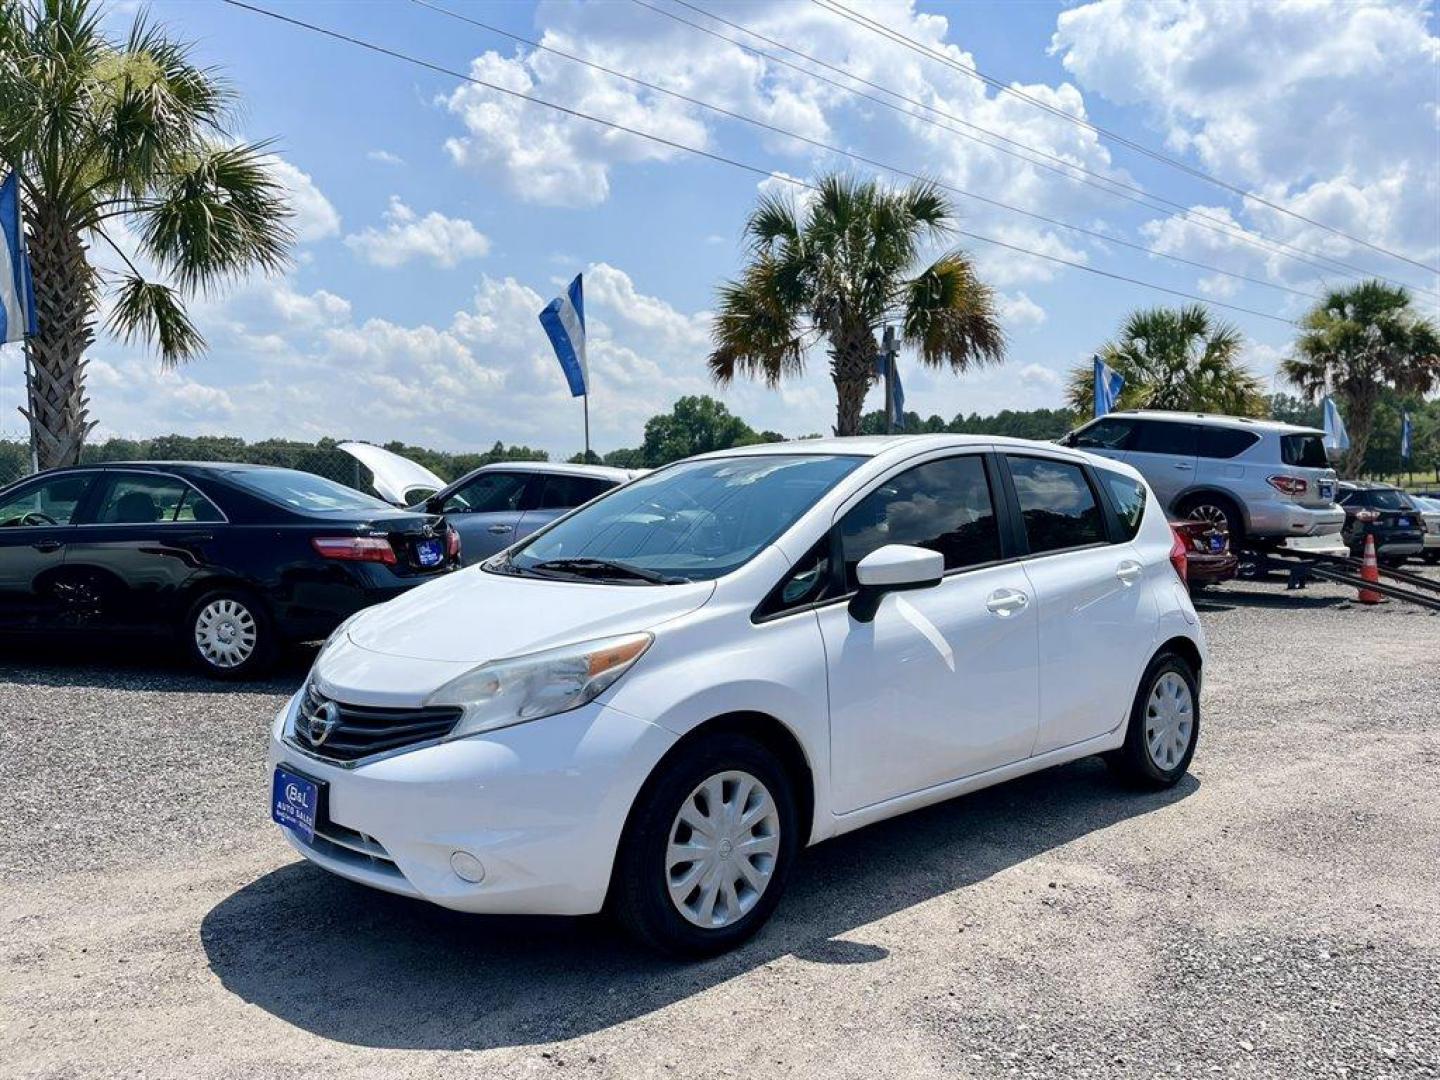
[1060,411,1344,545]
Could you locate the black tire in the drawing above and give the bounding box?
[181,587,276,680]
[611,733,800,958]
[1107,652,1200,789]
[1175,493,1244,546]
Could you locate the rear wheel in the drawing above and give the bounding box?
[1176,493,1243,547]
[1107,652,1199,789]
[611,734,799,957]
[183,588,275,680]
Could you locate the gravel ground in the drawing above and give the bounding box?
[1,569,1437,1079]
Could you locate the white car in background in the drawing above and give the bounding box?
[1414,495,1440,564]
[271,436,1205,956]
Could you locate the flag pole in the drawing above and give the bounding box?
[583,393,590,462]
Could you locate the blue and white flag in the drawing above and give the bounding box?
[1093,355,1124,418]
[1322,395,1350,454]
[0,171,38,345]
[1400,411,1412,462]
[538,273,587,398]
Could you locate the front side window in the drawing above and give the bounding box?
[225,468,391,513]
[509,454,862,582]
[1008,456,1106,555]
[0,474,93,527]
[442,471,531,514]
[1098,469,1147,540]
[838,455,1001,589]
[94,475,190,523]
[1069,417,1136,450]
[1130,420,1200,456]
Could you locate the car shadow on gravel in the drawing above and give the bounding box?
[202,760,1197,1051]
[0,639,314,693]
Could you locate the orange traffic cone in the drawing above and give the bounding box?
[1358,533,1383,605]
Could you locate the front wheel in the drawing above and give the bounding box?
[611,734,799,957]
[183,589,275,679]
[1107,652,1200,789]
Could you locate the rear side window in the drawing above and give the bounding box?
[1349,488,1414,511]
[1281,433,1329,468]
[95,475,189,523]
[535,474,614,510]
[1007,456,1106,555]
[1099,470,1147,540]
[1131,420,1199,455]
[1197,427,1261,459]
[838,455,1001,589]
[1070,418,1136,450]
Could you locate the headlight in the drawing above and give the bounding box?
[427,632,653,738]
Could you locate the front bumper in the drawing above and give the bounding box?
[267,692,677,915]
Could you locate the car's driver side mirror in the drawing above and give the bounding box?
[849,544,944,623]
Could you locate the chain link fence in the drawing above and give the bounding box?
[0,435,551,493]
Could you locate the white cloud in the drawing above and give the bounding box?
[263,157,341,243]
[366,149,405,166]
[343,196,491,268]
[996,291,1047,330]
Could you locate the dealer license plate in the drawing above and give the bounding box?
[1397,517,1411,528]
[1319,481,1334,500]
[1209,535,1224,553]
[415,537,444,567]
[272,765,320,842]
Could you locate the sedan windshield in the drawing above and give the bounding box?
[505,454,862,582]
[225,468,393,513]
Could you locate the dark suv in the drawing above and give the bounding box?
[1337,482,1426,564]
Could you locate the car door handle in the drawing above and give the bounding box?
[1115,561,1144,586]
[487,524,512,534]
[985,588,1029,616]
[31,540,62,553]
[1173,462,1193,470]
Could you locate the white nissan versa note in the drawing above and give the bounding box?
[269,436,1205,956]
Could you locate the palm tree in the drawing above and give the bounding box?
[1066,305,1265,419]
[709,174,1004,436]
[1282,280,1440,478]
[0,0,292,469]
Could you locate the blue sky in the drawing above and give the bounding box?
[3,0,1436,457]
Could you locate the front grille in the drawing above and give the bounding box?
[291,683,462,762]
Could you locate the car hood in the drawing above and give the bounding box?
[336,441,445,506]
[336,565,715,668]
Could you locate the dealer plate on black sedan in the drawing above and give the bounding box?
[272,765,320,842]
[415,537,444,567]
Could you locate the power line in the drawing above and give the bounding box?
[652,0,1423,295]
[221,0,1296,326]
[813,0,1440,279]
[413,0,1319,303]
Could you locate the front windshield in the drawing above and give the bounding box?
[225,468,393,513]
[506,454,862,582]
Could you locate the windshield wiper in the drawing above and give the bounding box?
[528,557,687,585]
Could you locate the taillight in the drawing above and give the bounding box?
[446,525,461,560]
[311,536,397,564]
[1266,474,1308,496]
[1169,526,1188,584]
[1352,509,1380,523]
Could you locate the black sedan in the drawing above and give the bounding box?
[0,462,459,678]
[1337,481,1427,564]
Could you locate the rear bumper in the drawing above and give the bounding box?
[1249,503,1345,538]
[1345,535,1425,557]
[1187,552,1239,585]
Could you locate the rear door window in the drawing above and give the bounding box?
[94,474,190,523]
[1098,470,1147,540]
[1281,433,1329,468]
[837,454,1001,590]
[535,474,615,510]
[1130,421,1200,455]
[1007,456,1106,555]
[1197,427,1261,459]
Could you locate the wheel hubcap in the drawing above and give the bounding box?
[194,599,257,669]
[1145,672,1194,771]
[1188,504,1229,530]
[666,770,780,929]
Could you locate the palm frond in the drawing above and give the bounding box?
[105,272,205,365]
[901,250,1006,372]
[709,256,808,387]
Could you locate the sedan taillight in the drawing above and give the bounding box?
[312,536,397,565]
[1169,526,1188,584]
[446,525,461,560]
[1266,474,1308,496]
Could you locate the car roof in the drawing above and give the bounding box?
[1338,480,1401,490]
[1104,410,1324,436]
[466,460,638,481]
[42,461,286,474]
